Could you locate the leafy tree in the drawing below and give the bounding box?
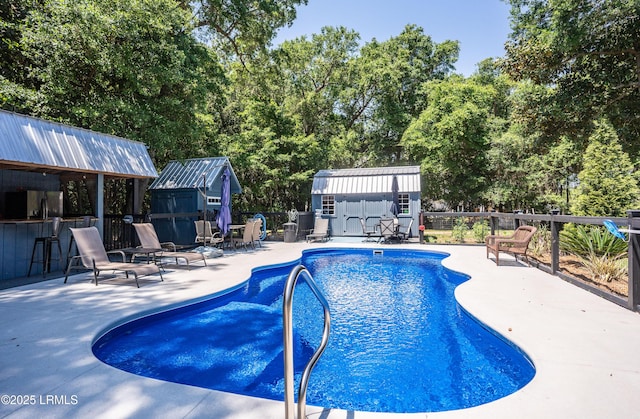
[18,0,223,168]
[216,26,358,209]
[0,0,42,112]
[401,76,495,208]
[347,25,459,165]
[6,0,540,216]
[484,125,534,211]
[526,136,581,213]
[0,1,26,81]
[472,61,545,212]
[276,26,359,141]
[471,58,513,119]
[219,102,323,210]
[571,119,639,217]
[487,123,582,213]
[502,0,640,156]
[221,24,461,209]
[189,0,307,65]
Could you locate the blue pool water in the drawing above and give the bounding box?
[93,248,535,413]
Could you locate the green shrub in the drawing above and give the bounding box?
[530,223,551,257]
[452,217,469,242]
[578,253,627,283]
[560,223,628,283]
[472,220,490,243]
[560,224,627,258]
[570,119,640,217]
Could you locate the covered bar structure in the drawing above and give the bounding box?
[0,110,158,282]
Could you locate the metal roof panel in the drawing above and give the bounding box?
[149,157,242,194]
[312,166,421,195]
[0,110,157,178]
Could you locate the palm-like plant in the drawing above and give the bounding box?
[560,224,627,258]
[560,224,628,283]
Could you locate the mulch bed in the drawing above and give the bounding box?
[530,253,628,297]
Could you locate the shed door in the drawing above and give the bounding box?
[151,190,197,245]
[343,197,362,235]
[364,199,385,230]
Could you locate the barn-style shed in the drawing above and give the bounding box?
[311,166,421,237]
[148,157,241,245]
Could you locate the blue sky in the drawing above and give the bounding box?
[274,0,512,77]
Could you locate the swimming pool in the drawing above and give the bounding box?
[93,248,535,413]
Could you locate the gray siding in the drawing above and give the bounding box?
[317,192,421,237]
[311,166,422,237]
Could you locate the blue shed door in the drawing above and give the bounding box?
[151,190,198,245]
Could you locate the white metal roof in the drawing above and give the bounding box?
[149,157,242,193]
[0,110,158,178]
[312,166,421,195]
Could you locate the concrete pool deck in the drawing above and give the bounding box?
[1,241,639,419]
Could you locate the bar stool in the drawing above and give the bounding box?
[28,217,63,277]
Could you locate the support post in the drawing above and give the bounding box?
[627,210,640,311]
[550,215,560,275]
[489,213,497,236]
[96,173,104,237]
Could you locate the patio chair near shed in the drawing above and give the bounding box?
[251,217,263,248]
[379,218,397,243]
[485,225,538,266]
[397,218,414,243]
[133,223,207,270]
[194,220,224,247]
[64,227,162,288]
[360,218,379,242]
[232,219,257,251]
[306,218,329,242]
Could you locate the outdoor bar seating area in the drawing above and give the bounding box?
[0,110,157,283]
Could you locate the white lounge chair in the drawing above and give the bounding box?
[64,226,162,287]
[251,217,263,248]
[133,223,207,269]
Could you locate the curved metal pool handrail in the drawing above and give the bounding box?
[283,264,331,419]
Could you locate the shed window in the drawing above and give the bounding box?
[399,193,410,214]
[322,195,335,215]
